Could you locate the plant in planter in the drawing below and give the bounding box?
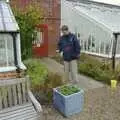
[53,85,84,117]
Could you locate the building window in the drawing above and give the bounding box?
[33,30,43,47]
[0,34,14,67]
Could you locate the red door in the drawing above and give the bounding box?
[32,24,48,57]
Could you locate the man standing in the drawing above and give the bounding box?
[58,25,80,84]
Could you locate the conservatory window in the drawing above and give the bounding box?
[87,35,95,52]
[33,30,43,47]
[100,42,104,54]
[105,44,110,54]
[0,34,14,67]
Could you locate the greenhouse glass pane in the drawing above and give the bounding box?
[105,44,110,54]
[0,1,19,32]
[0,35,6,67]
[100,42,104,54]
[6,34,14,66]
[0,34,14,67]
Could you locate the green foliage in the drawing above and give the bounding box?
[78,54,118,84]
[13,5,43,60]
[58,85,80,96]
[24,59,63,104]
[24,59,48,86]
[52,53,120,84]
[41,72,64,103]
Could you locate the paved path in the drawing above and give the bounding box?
[41,57,104,90]
[42,86,120,120]
[40,58,120,120]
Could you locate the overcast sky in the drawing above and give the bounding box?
[92,0,120,5]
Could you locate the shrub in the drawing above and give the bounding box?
[78,54,117,84]
[13,4,43,60]
[24,59,48,87]
[24,59,63,104]
[52,53,120,84]
[33,72,63,104]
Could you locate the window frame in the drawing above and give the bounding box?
[80,34,113,58]
[0,31,18,72]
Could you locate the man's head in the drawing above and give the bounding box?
[61,25,69,36]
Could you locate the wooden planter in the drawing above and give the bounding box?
[53,86,84,117]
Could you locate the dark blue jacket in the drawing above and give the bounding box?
[58,33,80,61]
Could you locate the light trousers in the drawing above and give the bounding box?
[64,60,78,83]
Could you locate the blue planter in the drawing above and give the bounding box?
[53,86,84,117]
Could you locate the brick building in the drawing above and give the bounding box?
[10,0,61,56]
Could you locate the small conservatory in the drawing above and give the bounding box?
[0,0,26,75]
[61,0,120,67]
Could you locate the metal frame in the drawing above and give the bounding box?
[112,32,120,70]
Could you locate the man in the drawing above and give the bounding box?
[58,25,80,84]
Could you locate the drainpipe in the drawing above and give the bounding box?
[112,33,119,70]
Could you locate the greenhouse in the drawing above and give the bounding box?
[0,0,26,72]
[61,0,120,59]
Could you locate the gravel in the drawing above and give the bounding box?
[42,85,120,120]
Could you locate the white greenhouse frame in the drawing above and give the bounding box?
[61,0,120,69]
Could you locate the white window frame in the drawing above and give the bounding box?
[0,34,15,67]
[81,34,113,58]
[33,30,43,47]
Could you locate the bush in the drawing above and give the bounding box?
[24,59,48,86]
[78,54,118,84]
[33,72,63,104]
[24,59,63,104]
[13,4,43,60]
[52,53,120,84]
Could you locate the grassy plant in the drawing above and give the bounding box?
[24,59,64,104]
[58,85,80,96]
[24,59,48,87]
[78,54,117,84]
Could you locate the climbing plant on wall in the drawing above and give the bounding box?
[13,4,43,60]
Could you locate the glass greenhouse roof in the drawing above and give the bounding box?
[66,0,120,33]
[0,1,19,32]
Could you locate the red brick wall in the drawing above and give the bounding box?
[11,0,61,56]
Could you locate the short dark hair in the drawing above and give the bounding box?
[61,25,69,31]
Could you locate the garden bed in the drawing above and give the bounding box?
[52,53,120,85]
[24,59,64,104]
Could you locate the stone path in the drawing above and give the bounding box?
[41,57,104,90]
[40,58,120,120]
[42,85,120,120]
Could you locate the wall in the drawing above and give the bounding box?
[10,0,61,56]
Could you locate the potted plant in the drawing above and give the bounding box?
[53,85,84,117]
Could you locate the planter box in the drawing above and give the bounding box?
[53,86,84,117]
